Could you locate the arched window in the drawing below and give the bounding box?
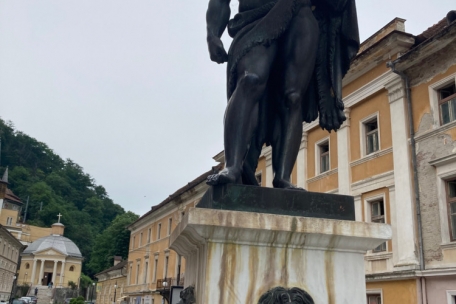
[25,263,30,269]
[69,266,75,272]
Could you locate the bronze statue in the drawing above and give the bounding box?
[258,286,314,304]
[176,286,196,304]
[206,0,360,189]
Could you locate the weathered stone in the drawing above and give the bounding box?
[170,208,392,304]
[196,184,355,221]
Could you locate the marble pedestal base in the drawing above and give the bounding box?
[170,208,391,304]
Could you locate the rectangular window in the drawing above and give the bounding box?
[367,294,382,304]
[157,223,161,240]
[439,83,456,125]
[136,263,140,284]
[139,233,142,247]
[371,200,386,252]
[129,265,133,285]
[364,118,379,155]
[132,236,136,249]
[446,180,456,241]
[168,218,172,236]
[318,141,330,173]
[164,256,169,278]
[148,228,151,243]
[144,261,148,284]
[153,258,158,282]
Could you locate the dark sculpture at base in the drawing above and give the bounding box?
[176,286,196,304]
[205,0,360,189]
[258,287,314,304]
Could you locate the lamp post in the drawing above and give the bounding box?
[91,282,95,302]
[113,281,117,304]
[9,274,17,304]
[24,272,28,285]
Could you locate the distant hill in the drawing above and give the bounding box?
[0,118,137,276]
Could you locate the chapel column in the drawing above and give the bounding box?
[59,261,66,285]
[52,261,58,283]
[38,259,45,285]
[30,259,37,285]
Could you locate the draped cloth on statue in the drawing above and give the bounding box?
[226,0,360,129]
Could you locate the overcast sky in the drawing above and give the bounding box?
[0,0,454,216]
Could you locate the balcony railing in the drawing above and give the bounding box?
[156,277,184,289]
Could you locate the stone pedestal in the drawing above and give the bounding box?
[170,206,391,303]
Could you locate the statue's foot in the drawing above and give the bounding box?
[206,167,241,186]
[273,178,307,191]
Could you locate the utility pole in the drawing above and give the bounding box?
[23,197,29,223]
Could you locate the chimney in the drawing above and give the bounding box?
[51,223,65,236]
[114,256,122,266]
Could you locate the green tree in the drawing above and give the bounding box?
[0,117,128,276]
[87,212,138,274]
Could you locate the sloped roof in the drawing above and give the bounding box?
[128,164,222,228]
[5,188,22,204]
[22,235,82,258]
[95,260,127,277]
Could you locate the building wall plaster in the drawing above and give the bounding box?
[416,126,456,263]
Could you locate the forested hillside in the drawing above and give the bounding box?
[0,118,138,277]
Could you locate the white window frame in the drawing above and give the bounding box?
[366,289,383,304]
[364,193,388,253]
[163,251,169,279]
[430,154,456,245]
[168,218,172,236]
[144,260,149,284]
[428,73,456,128]
[153,254,159,283]
[447,290,456,304]
[315,137,330,175]
[360,112,381,157]
[157,223,161,240]
[255,171,263,186]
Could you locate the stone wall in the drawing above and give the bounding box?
[53,288,80,304]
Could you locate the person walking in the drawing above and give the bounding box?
[34,288,38,296]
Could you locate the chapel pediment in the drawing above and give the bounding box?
[34,248,66,256]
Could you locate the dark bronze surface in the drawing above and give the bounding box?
[197,184,355,220]
[205,0,360,190]
[258,287,314,304]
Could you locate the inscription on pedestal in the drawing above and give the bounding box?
[196,184,355,221]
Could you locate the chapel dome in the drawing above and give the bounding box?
[22,235,82,258]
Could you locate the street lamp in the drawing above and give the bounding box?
[24,272,28,285]
[9,275,17,304]
[91,282,95,302]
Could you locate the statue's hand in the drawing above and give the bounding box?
[207,35,228,64]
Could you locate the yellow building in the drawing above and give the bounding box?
[124,167,217,304]
[95,257,127,304]
[0,172,24,301]
[17,220,83,288]
[0,168,52,245]
[124,12,456,304]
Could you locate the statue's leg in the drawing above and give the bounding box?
[271,4,319,189]
[207,43,277,186]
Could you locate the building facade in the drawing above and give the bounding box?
[123,12,456,304]
[124,168,217,304]
[0,174,24,301]
[18,222,83,287]
[95,257,127,304]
